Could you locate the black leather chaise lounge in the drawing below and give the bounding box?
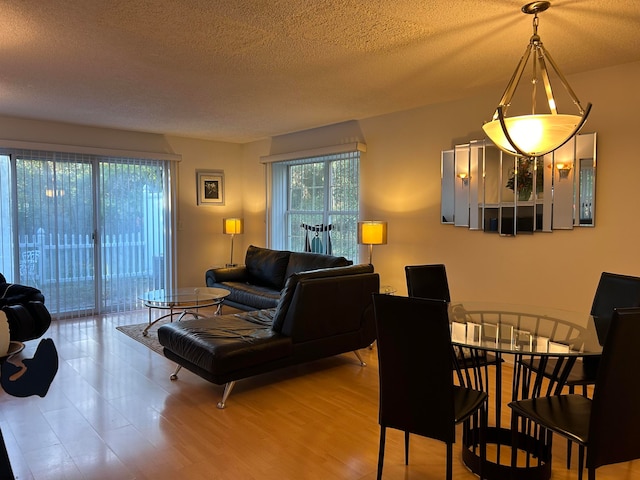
[159,263,379,408]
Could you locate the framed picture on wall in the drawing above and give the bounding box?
[196,170,225,205]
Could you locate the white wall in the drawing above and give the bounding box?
[1,60,639,314]
[243,61,640,313]
[164,136,243,285]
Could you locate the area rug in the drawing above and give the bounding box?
[116,318,168,355]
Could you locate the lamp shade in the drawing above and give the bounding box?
[358,221,387,245]
[482,113,584,157]
[223,218,244,235]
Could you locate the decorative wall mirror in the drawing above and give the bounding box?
[441,132,596,235]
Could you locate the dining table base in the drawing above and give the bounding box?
[462,426,551,480]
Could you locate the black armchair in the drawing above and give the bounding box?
[372,294,487,480]
[509,307,640,480]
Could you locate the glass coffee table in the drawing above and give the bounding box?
[139,287,230,336]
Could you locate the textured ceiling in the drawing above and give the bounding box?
[0,0,639,143]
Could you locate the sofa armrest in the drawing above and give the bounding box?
[205,266,249,286]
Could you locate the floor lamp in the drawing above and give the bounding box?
[358,221,387,265]
[223,218,244,267]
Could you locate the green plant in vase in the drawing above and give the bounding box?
[506,157,543,201]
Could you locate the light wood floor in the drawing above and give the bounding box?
[1,307,639,480]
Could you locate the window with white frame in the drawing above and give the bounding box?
[267,148,361,263]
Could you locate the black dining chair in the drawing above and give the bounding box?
[405,264,451,302]
[522,272,640,386]
[509,307,640,480]
[519,271,640,467]
[372,293,487,480]
[405,264,502,374]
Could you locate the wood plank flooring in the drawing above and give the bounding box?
[1,307,639,479]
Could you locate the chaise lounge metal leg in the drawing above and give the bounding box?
[353,350,367,367]
[217,381,236,409]
[170,364,182,380]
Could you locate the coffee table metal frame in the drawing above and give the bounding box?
[140,287,230,336]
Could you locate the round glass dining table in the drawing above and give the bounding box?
[447,301,604,480]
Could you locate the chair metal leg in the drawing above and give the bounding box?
[377,427,386,480]
[353,350,366,366]
[216,381,236,409]
[404,431,409,465]
[446,442,453,480]
[170,364,182,380]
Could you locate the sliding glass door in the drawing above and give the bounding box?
[14,154,96,314]
[0,150,174,318]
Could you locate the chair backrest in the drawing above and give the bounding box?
[588,307,640,469]
[405,264,451,302]
[590,272,640,344]
[590,272,640,318]
[372,294,455,443]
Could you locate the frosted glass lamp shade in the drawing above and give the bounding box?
[483,113,584,157]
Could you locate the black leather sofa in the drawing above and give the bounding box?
[205,245,353,311]
[159,263,379,408]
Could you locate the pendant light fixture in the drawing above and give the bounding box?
[482,1,591,157]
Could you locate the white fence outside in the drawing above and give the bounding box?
[18,230,152,287]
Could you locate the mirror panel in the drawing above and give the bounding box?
[552,138,576,229]
[454,144,470,227]
[541,154,553,231]
[482,145,501,232]
[441,132,597,236]
[469,141,483,230]
[441,149,455,224]
[576,132,596,226]
[500,155,516,235]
